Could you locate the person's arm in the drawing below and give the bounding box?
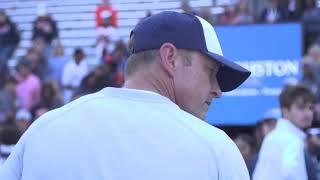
[0,140,24,180]
[205,129,250,180]
[281,143,308,180]
[32,77,41,106]
[217,137,250,180]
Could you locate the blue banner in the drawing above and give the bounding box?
[206,23,302,125]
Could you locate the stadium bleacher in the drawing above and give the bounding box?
[1,0,213,65]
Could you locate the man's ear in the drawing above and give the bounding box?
[159,43,179,78]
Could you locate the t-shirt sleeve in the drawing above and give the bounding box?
[281,142,307,180]
[0,141,24,180]
[214,132,250,180]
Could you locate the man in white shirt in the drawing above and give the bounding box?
[253,85,316,180]
[61,48,89,103]
[0,11,251,180]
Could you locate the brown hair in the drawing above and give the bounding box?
[279,85,315,109]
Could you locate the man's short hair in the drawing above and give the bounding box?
[279,85,315,109]
[73,48,84,56]
[125,50,159,77]
[125,34,193,77]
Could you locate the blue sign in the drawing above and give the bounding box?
[206,23,302,125]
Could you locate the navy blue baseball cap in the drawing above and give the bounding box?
[130,11,251,92]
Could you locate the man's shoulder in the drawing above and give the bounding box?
[24,91,107,136]
[177,111,237,150]
[262,128,284,145]
[63,60,75,69]
[266,126,301,142]
[29,74,40,82]
[0,91,113,179]
[173,110,249,179]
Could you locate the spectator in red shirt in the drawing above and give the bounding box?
[95,0,118,28]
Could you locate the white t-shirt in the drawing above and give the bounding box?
[252,119,307,180]
[61,59,89,102]
[0,87,249,180]
[0,144,15,167]
[61,59,89,89]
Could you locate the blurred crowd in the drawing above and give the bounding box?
[212,0,319,25]
[190,0,320,49]
[0,0,128,163]
[233,113,320,178]
[0,0,320,178]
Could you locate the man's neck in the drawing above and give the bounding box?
[123,74,176,104]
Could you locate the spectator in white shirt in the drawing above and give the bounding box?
[253,85,316,180]
[61,48,89,103]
